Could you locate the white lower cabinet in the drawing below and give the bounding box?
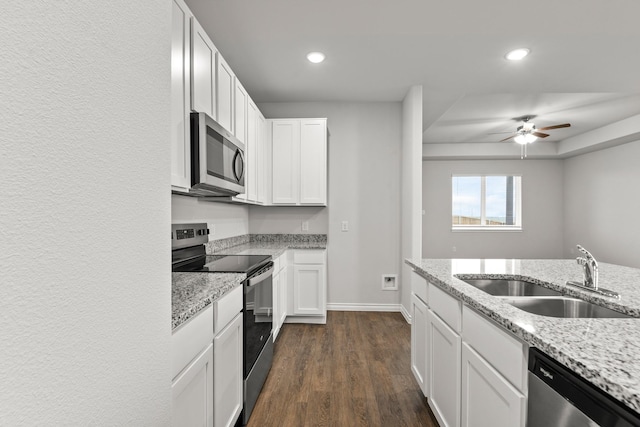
[409,271,529,427]
[285,250,327,323]
[272,268,282,341]
[429,311,461,427]
[172,343,214,427]
[172,287,243,427]
[461,343,525,427]
[213,312,243,427]
[411,293,429,397]
[292,263,325,316]
[272,252,289,341]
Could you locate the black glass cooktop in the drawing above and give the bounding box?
[173,254,271,274]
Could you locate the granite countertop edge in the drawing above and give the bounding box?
[405,258,640,414]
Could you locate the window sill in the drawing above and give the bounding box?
[451,226,522,232]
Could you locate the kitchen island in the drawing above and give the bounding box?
[405,258,640,416]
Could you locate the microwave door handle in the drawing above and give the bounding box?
[233,149,245,183]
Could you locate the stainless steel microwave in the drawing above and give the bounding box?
[190,112,245,196]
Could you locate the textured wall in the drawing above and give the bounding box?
[258,102,403,308]
[563,140,640,268]
[0,1,172,424]
[422,159,565,259]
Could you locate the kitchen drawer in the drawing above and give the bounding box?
[462,305,527,391]
[412,272,428,304]
[293,250,325,264]
[172,304,214,380]
[429,283,461,332]
[214,284,243,335]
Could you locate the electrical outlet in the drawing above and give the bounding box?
[301,221,309,231]
[341,221,349,232]
[452,246,456,252]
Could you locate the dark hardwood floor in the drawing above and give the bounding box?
[247,311,439,427]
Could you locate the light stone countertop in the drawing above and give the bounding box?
[172,236,327,331]
[405,258,640,414]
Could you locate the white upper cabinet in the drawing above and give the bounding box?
[234,80,247,144]
[216,55,235,135]
[190,17,216,119]
[299,119,327,205]
[257,112,267,204]
[271,120,300,204]
[246,99,258,202]
[270,119,327,206]
[170,0,193,191]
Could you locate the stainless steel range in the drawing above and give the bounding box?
[172,223,274,425]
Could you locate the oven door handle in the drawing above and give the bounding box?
[246,266,274,288]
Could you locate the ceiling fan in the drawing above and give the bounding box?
[498,117,571,158]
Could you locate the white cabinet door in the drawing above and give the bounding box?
[272,271,281,341]
[216,55,234,134]
[234,80,247,144]
[299,119,327,205]
[213,313,243,427]
[257,112,267,204]
[190,17,216,119]
[429,311,461,427]
[279,263,288,325]
[461,343,525,427]
[170,0,192,191]
[411,294,429,397]
[246,100,259,202]
[172,343,214,427]
[271,120,300,204]
[292,264,325,316]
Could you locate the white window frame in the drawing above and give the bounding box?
[451,174,522,232]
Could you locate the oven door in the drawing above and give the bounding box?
[191,112,245,195]
[244,264,273,377]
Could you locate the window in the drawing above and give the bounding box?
[452,175,522,230]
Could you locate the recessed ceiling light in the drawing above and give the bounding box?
[307,52,325,64]
[505,48,530,61]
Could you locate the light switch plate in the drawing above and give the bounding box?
[341,221,349,232]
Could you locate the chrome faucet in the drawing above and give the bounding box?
[567,245,619,299]
[576,245,598,289]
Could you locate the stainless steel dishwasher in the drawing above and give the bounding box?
[528,348,640,427]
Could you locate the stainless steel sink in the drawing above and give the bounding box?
[459,278,563,297]
[503,297,633,319]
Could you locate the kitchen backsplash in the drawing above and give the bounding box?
[206,233,327,253]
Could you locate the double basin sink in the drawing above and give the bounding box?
[457,278,632,319]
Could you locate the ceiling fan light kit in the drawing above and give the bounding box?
[498,118,571,159]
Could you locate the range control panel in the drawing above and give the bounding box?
[172,223,209,249]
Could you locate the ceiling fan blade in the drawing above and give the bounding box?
[532,132,550,138]
[499,135,516,142]
[538,123,571,131]
[487,131,514,135]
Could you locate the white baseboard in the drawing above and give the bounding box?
[400,304,412,324]
[327,303,403,313]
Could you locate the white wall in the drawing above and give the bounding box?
[258,102,403,308]
[249,206,328,234]
[423,159,564,259]
[563,140,640,268]
[400,86,423,319]
[172,194,249,239]
[1,1,171,425]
